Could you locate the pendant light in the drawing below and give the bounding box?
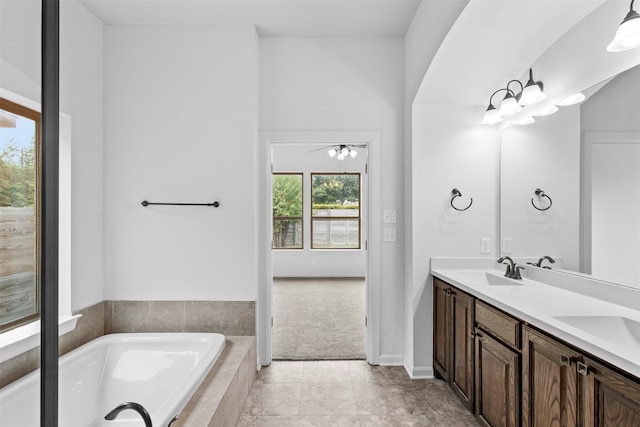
[498,90,522,116]
[607,0,640,52]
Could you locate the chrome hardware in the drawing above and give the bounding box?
[577,361,589,376]
[560,355,572,366]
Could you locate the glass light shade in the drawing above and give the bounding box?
[499,94,522,116]
[557,93,585,106]
[328,148,337,157]
[518,84,546,105]
[607,11,640,52]
[481,105,502,125]
[514,116,535,125]
[533,104,559,117]
[349,150,357,158]
[340,147,349,156]
[337,153,345,160]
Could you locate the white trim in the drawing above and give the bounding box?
[0,88,75,362]
[404,364,434,379]
[258,131,381,365]
[378,354,404,366]
[581,132,640,274]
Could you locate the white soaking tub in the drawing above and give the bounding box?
[0,333,226,427]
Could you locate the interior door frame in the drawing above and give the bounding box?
[258,131,381,366]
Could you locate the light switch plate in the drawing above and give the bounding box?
[383,210,397,224]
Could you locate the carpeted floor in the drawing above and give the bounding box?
[272,278,366,360]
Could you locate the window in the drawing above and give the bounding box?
[272,173,303,249]
[0,98,41,332]
[311,173,360,249]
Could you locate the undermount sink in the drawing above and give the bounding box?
[485,272,525,286]
[553,315,640,347]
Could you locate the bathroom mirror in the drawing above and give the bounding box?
[499,1,640,290]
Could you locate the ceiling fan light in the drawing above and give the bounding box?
[349,149,358,158]
[499,93,522,116]
[337,153,345,160]
[328,148,337,157]
[481,104,502,125]
[607,7,640,52]
[533,104,558,117]
[340,146,349,156]
[557,93,585,106]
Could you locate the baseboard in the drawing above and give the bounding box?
[403,361,434,379]
[378,354,404,366]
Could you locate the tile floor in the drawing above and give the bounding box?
[238,361,480,426]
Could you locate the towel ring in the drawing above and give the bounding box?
[531,188,552,211]
[451,188,473,211]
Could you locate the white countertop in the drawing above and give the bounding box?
[430,262,640,380]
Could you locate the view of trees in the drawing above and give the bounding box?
[311,174,359,213]
[272,174,303,248]
[0,139,36,207]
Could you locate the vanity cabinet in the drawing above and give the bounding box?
[474,301,521,427]
[583,357,640,426]
[522,325,581,427]
[433,277,475,410]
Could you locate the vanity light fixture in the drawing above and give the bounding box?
[328,144,357,160]
[481,68,546,124]
[607,0,640,52]
[556,92,585,106]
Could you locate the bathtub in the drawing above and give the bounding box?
[0,333,225,427]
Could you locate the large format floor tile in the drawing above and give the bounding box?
[238,361,479,426]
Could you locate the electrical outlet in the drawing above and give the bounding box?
[480,238,491,254]
[383,228,397,242]
[502,238,513,254]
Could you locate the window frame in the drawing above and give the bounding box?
[272,172,304,250]
[310,172,361,250]
[0,97,42,333]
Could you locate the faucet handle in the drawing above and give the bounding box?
[512,265,525,280]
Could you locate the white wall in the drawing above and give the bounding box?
[260,37,405,362]
[0,0,105,311]
[500,106,581,271]
[403,0,468,377]
[271,144,367,278]
[104,25,259,301]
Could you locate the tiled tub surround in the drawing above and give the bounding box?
[0,300,255,388]
[430,257,640,379]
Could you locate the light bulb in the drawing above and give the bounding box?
[340,146,349,156]
[328,148,337,157]
[349,149,357,158]
[337,153,345,160]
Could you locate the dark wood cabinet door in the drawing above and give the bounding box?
[475,331,519,427]
[433,277,450,382]
[583,358,640,427]
[521,326,580,427]
[451,288,475,411]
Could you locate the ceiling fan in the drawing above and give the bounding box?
[309,143,367,160]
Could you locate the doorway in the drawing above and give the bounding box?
[270,141,369,361]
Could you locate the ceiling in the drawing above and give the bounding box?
[78,0,422,37]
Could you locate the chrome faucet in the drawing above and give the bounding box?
[105,402,152,427]
[527,255,556,269]
[497,256,525,279]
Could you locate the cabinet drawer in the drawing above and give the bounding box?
[475,301,521,349]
